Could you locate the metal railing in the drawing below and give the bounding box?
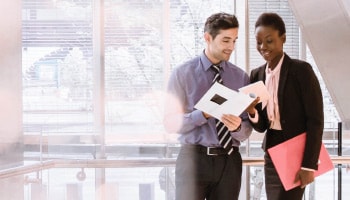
[1,156,350,179]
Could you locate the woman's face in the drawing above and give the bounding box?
[255,26,285,69]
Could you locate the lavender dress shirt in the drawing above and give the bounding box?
[164,51,252,147]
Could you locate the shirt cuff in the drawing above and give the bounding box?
[301,167,316,172]
[192,109,208,126]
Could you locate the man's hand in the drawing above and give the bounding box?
[294,169,315,188]
[221,114,242,131]
[202,112,212,119]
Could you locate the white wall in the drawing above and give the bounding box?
[0,0,23,199]
[289,0,350,128]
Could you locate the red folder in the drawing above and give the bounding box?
[267,132,334,191]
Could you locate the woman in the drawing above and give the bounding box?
[247,12,324,200]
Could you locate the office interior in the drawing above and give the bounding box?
[0,0,350,199]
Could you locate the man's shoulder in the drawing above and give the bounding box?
[173,56,201,74]
[224,62,246,74]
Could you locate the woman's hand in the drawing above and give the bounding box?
[294,169,315,188]
[246,97,260,117]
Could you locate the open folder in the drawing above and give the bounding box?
[267,132,334,191]
[238,80,270,103]
[194,82,255,120]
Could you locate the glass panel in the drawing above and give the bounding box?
[248,0,300,70]
[22,0,94,160]
[246,0,341,158]
[248,165,350,200]
[1,163,349,200]
[343,123,350,156]
[103,0,238,158]
[168,0,237,68]
[19,0,344,169]
[104,0,168,160]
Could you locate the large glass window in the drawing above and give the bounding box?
[22,0,94,159]
[103,0,239,158]
[22,0,341,160]
[9,0,348,199]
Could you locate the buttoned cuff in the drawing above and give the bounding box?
[192,109,208,126]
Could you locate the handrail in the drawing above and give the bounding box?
[1,156,350,179]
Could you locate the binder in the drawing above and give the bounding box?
[267,132,334,191]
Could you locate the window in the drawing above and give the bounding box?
[22,0,94,158]
[22,0,340,160]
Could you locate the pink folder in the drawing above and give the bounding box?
[267,132,334,191]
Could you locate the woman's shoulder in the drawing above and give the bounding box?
[284,54,311,68]
[285,56,318,81]
[250,64,266,76]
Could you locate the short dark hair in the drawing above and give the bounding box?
[204,12,239,39]
[255,12,286,36]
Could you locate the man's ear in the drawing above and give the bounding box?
[204,32,211,43]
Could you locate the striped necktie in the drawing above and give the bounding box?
[211,65,233,154]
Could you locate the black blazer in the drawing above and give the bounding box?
[250,53,324,170]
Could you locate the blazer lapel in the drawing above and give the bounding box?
[277,54,290,113]
[258,64,267,83]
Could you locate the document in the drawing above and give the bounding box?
[267,133,334,191]
[238,80,269,103]
[194,82,255,120]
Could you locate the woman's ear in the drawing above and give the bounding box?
[281,33,286,43]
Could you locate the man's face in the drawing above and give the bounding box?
[205,28,238,64]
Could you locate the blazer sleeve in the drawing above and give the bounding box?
[249,67,269,133]
[295,62,324,170]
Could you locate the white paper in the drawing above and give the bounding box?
[238,81,269,103]
[194,82,255,120]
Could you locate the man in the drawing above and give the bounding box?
[247,12,324,200]
[163,12,253,200]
